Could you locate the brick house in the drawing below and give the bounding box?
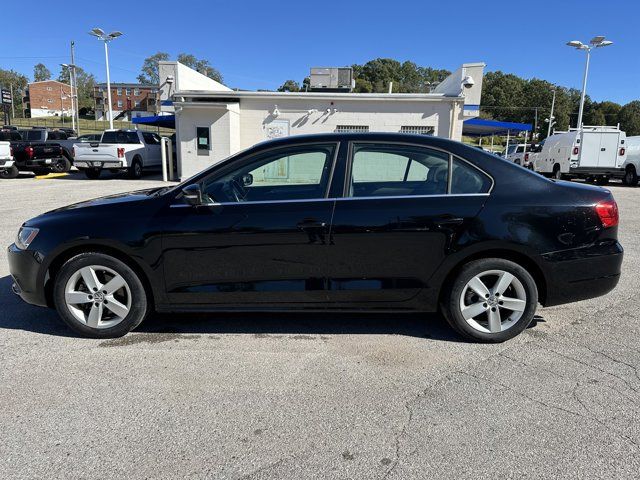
[24,80,74,118]
[93,83,159,121]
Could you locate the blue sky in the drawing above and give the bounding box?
[1,0,638,104]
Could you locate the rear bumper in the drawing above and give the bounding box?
[0,159,15,168]
[7,243,48,307]
[541,240,623,306]
[15,157,64,168]
[75,160,126,169]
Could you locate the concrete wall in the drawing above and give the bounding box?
[175,96,458,178]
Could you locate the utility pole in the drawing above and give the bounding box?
[10,84,15,119]
[70,41,80,134]
[547,89,557,138]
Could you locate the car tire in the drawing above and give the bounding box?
[129,158,143,179]
[442,258,538,343]
[0,165,19,179]
[51,158,71,173]
[85,168,101,179]
[552,165,562,180]
[53,252,149,338]
[623,167,638,186]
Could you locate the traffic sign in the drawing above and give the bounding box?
[1,89,12,105]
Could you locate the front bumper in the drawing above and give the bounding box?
[541,240,623,307]
[7,243,49,307]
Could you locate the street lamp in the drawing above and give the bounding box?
[89,28,123,129]
[566,36,613,130]
[60,63,77,133]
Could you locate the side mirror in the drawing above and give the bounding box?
[242,173,253,186]
[182,184,203,206]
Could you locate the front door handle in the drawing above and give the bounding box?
[297,220,327,229]
[435,216,464,227]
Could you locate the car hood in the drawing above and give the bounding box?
[44,188,162,214]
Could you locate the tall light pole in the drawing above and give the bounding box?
[546,88,556,138]
[89,28,123,130]
[60,63,76,133]
[566,36,613,130]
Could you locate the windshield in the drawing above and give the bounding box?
[101,131,140,144]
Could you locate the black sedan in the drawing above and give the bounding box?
[7,133,623,342]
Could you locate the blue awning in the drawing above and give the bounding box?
[132,114,175,129]
[463,118,532,136]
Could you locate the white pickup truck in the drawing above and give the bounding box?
[73,129,163,179]
[0,141,17,179]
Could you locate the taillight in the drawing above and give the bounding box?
[619,148,625,156]
[595,200,619,228]
[573,147,579,156]
[524,153,529,161]
[9,145,13,157]
[117,148,125,158]
[25,146,34,159]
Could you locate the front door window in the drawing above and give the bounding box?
[203,144,336,203]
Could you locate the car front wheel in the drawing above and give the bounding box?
[53,252,149,338]
[443,258,538,342]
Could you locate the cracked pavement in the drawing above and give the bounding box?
[0,173,638,479]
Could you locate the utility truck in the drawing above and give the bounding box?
[531,126,628,183]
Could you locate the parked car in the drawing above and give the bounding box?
[72,129,163,179]
[8,133,622,342]
[0,140,16,178]
[532,126,628,183]
[76,134,102,143]
[0,129,68,176]
[504,143,534,167]
[18,128,77,164]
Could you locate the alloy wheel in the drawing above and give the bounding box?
[459,269,527,334]
[64,265,132,329]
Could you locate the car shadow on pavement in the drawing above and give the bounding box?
[0,275,464,342]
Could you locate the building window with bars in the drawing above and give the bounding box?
[400,126,435,135]
[335,125,369,133]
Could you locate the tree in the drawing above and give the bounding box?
[137,52,170,84]
[58,66,96,112]
[619,101,640,136]
[177,53,223,84]
[33,63,51,82]
[277,80,300,92]
[0,68,28,118]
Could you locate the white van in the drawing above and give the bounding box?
[531,126,628,183]
[623,136,640,185]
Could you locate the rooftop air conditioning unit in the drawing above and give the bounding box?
[309,67,354,92]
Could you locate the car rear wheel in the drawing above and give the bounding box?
[552,165,562,180]
[85,168,101,179]
[53,252,149,338]
[129,158,143,179]
[51,158,71,173]
[0,165,19,179]
[443,258,538,342]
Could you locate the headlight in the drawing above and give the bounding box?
[15,227,39,250]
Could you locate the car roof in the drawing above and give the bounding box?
[252,132,467,152]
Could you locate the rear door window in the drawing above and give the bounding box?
[349,144,449,197]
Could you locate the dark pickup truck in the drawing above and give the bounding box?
[0,130,69,178]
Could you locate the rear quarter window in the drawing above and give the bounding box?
[451,157,492,194]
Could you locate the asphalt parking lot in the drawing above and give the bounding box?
[1,172,639,479]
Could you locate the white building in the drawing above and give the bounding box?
[159,61,485,179]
